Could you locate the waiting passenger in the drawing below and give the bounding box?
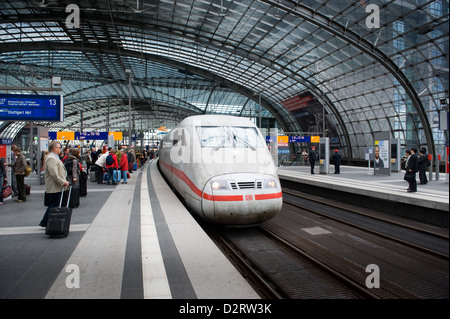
[90,146,100,180]
[39,141,70,227]
[119,149,129,184]
[301,149,308,166]
[332,149,342,174]
[127,149,135,173]
[10,145,19,197]
[309,147,318,174]
[94,149,108,184]
[65,149,81,187]
[418,148,429,185]
[0,158,7,206]
[61,146,70,162]
[404,149,418,193]
[106,148,119,185]
[84,150,92,175]
[7,147,27,203]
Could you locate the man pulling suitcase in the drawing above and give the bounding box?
[39,141,70,228]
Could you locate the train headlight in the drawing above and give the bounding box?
[211,181,230,190]
[264,179,278,188]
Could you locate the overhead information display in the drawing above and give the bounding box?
[48,131,122,141]
[0,93,64,121]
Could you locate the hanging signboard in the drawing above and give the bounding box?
[48,131,122,141]
[0,94,63,121]
[289,136,310,143]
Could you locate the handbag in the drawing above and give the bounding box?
[2,181,12,198]
[404,172,414,182]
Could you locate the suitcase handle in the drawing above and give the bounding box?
[59,185,72,208]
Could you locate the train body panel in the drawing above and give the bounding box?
[159,115,282,226]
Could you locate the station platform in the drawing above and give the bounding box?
[277,165,449,227]
[0,160,259,299]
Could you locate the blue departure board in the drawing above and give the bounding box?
[0,93,63,121]
[48,131,109,140]
[289,136,311,143]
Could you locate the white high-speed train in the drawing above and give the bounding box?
[158,114,282,226]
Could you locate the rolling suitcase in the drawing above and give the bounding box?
[62,185,80,208]
[80,171,87,197]
[46,187,73,238]
[113,170,120,183]
[90,170,97,182]
[25,184,31,195]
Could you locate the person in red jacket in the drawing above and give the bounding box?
[106,148,119,185]
[119,149,129,184]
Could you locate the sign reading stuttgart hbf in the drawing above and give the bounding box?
[0,93,64,122]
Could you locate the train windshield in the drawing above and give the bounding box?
[196,126,265,149]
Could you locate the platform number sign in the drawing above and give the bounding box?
[0,94,64,121]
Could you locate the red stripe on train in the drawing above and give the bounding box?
[255,192,283,200]
[202,193,244,201]
[160,159,202,197]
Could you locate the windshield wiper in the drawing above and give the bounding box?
[214,136,229,150]
[233,134,256,150]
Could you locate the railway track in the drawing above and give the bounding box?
[202,187,448,299]
[281,188,449,260]
[206,224,371,299]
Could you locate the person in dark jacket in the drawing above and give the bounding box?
[61,146,70,162]
[90,146,100,181]
[404,149,419,193]
[65,149,81,187]
[10,145,18,197]
[332,149,342,174]
[7,147,27,202]
[0,158,7,205]
[309,147,317,174]
[418,148,429,185]
[127,149,135,173]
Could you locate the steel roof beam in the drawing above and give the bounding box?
[263,0,434,156]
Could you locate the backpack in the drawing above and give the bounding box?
[24,164,32,177]
[106,153,114,166]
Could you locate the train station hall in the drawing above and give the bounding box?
[0,0,448,308]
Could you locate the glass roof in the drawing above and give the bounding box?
[0,0,448,160]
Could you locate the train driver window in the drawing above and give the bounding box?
[196,126,264,149]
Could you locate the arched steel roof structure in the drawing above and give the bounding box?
[0,0,448,160]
